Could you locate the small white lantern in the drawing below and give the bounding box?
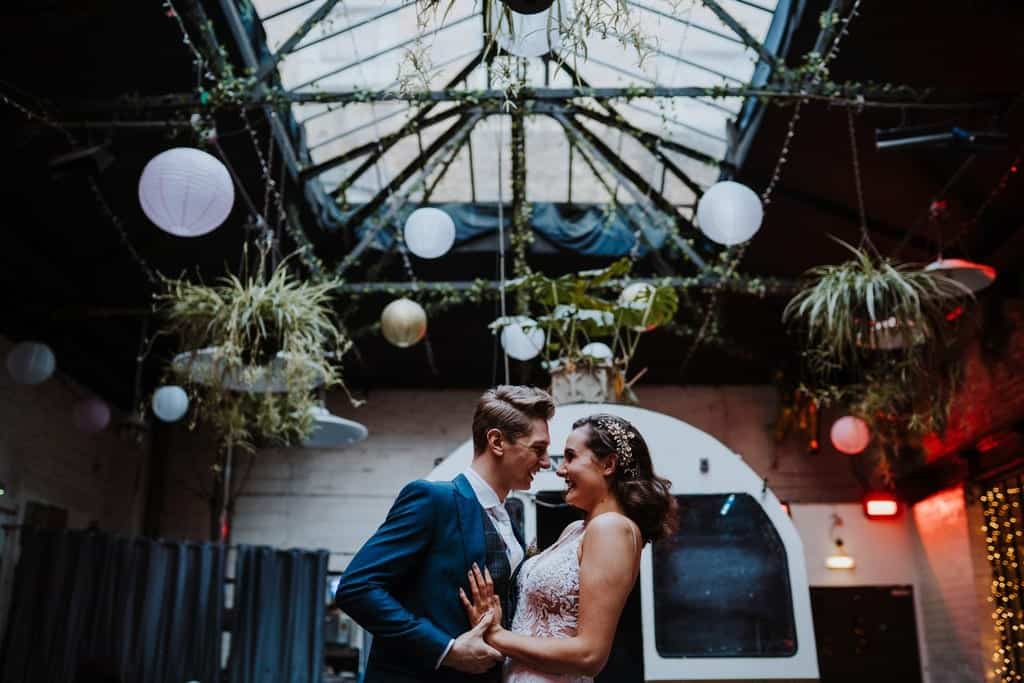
[73,398,111,433]
[499,316,545,361]
[6,341,56,385]
[381,298,428,348]
[152,385,190,423]
[404,207,456,259]
[138,147,235,237]
[581,342,613,361]
[830,416,870,455]
[696,180,764,246]
[618,282,657,332]
[493,4,562,58]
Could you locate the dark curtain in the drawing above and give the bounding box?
[0,528,224,683]
[228,546,328,683]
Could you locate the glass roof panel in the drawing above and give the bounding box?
[252,0,783,205]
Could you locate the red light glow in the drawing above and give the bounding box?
[863,493,901,519]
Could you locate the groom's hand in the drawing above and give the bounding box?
[442,611,503,674]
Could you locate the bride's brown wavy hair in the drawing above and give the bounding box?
[572,414,679,543]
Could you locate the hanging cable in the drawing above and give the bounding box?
[497,116,510,384]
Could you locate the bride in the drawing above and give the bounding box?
[460,414,678,682]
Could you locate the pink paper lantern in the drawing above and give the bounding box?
[830,416,870,455]
[73,398,111,434]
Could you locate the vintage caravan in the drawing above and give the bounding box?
[428,403,820,682]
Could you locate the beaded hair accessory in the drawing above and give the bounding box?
[598,417,640,479]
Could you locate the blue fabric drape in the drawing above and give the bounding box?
[228,546,329,683]
[0,528,225,683]
[338,202,668,258]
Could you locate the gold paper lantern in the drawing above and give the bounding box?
[381,298,427,348]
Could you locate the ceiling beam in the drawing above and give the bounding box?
[299,103,471,182]
[255,0,345,81]
[334,113,483,276]
[323,49,485,193]
[550,110,709,271]
[61,82,978,113]
[335,275,798,295]
[699,0,779,65]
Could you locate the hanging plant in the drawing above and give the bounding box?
[784,236,973,484]
[156,250,356,452]
[783,237,971,377]
[492,257,677,404]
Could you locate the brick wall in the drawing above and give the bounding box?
[911,487,987,683]
[925,300,1024,460]
[0,337,147,532]
[0,336,150,641]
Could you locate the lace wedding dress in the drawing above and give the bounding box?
[505,520,590,683]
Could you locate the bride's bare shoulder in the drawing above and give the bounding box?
[584,512,639,543]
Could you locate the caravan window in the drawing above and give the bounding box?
[652,493,797,657]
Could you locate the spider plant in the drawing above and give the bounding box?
[783,237,971,376]
[494,257,678,385]
[156,251,354,451]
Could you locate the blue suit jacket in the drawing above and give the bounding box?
[335,474,523,682]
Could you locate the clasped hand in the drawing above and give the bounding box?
[459,563,503,638]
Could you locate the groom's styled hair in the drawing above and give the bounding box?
[472,385,555,455]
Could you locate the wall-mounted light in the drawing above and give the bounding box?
[826,513,855,570]
[825,538,856,570]
[0,482,6,496]
[863,492,901,520]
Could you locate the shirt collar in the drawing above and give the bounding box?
[464,466,504,508]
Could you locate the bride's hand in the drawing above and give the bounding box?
[459,563,503,637]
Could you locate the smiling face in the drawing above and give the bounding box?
[496,417,551,491]
[558,425,615,512]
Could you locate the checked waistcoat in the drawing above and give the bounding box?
[479,509,515,629]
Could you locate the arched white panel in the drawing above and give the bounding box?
[428,403,819,682]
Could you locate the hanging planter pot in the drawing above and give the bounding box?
[500,0,555,15]
[491,1,562,57]
[783,239,970,369]
[924,257,996,293]
[156,252,355,451]
[547,359,622,405]
[855,316,926,351]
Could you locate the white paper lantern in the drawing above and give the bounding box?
[581,342,613,361]
[381,298,427,348]
[404,208,456,259]
[499,316,545,361]
[618,282,657,332]
[493,4,563,58]
[830,416,870,455]
[152,385,190,423]
[138,147,235,237]
[6,341,56,385]
[696,180,764,246]
[73,398,111,433]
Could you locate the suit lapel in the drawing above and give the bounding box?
[453,474,486,569]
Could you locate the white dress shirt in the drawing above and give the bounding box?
[436,468,524,669]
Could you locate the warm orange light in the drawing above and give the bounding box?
[863,494,901,519]
[781,502,791,516]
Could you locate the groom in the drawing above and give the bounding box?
[335,385,554,682]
